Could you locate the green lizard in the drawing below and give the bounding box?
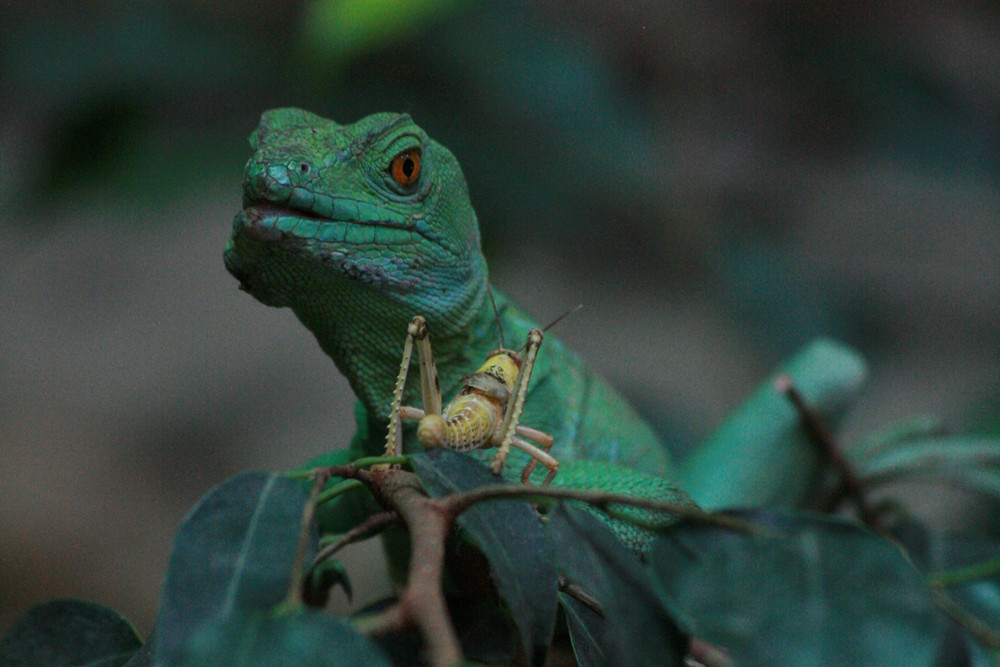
[222,108,867,550]
[223,108,689,550]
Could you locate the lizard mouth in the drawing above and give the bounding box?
[239,197,419,247]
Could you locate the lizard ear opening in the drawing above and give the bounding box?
[389,149,421,187]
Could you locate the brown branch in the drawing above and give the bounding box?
[312,463,376,487]
[360,470,462,667]
[775,375,880,528]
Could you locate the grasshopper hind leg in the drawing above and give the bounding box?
[512,431,558,485]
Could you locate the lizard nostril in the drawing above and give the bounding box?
[299,163,310,175]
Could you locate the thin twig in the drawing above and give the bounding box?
[930,587,1000,649]
[436,484,755,533]
[558,576,604,616]
[929,556,1000,589]
[308,510,401,576]
[775,375,880,528]
[286,473,328,607]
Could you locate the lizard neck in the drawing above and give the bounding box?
[294,258,508,424]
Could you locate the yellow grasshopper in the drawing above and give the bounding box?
[383,315,559,485]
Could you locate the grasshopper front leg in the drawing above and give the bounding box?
[384,316,442,459]
[491,329,553,480]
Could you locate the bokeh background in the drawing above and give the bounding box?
[2,0,998,636]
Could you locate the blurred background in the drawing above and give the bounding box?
[2,0,998,636]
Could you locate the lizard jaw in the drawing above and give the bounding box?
[238,201,419,248]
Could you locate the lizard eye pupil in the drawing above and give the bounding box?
[390,150,421,187]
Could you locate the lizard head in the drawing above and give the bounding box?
[226,108,483,306]
[224,108,489,414]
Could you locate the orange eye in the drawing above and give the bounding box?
[389,150,421,187]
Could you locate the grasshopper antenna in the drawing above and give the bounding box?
[486,284,506,350]
[540,303,583,333]
[517,304,583,354]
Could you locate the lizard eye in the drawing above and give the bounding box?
[389,149,421,187]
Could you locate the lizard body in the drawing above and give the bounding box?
[224,108,692,551]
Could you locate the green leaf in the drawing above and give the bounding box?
[154,472,315,664]
[558,593,607,667]
[548,504,688,666]
[411,448,558,665]
[0,599,142,667]
[650,510,947,665]
[679,338,867,510]
[174,609,390,666]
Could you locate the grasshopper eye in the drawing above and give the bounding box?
[389,149,421,187]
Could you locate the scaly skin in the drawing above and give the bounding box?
[224,108,691,552]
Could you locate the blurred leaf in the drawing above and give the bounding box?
[300,0,471,66]
[548,504,688,666]
[860,436,1000,495]
[154,472,315,664]
[650,510,947,665]
[174,609,390,666]
[679,337,867,510]
[849,414,946,461]
[411,449,557,664]
[0,599,141,667]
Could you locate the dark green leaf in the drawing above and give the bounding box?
[303,558,353,607]
[559,593,607,667]
[548,504,688,666]
[174,609,390,666]
[679,338,867,509]
[154,471,315,664]
[0,599,141,667]
[123,639,153,667]
[650,510,947,665]
[411,449,558,665]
